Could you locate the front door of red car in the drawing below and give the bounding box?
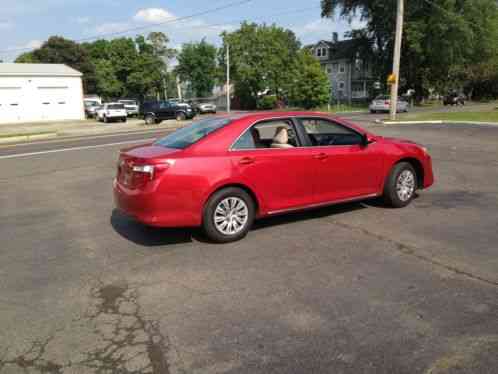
[230,119,315,213]
[298,118,384,203]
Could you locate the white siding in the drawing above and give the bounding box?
[0,76,84,124]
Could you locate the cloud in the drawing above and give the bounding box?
[0,21,12,29]
[294,16,367,44]
[133,8,175,24]
[75,16,90,24]
[94,22,131,35]
[24,39,43,49]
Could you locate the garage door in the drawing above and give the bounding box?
[0,86,23,124]
[37,86,70,121]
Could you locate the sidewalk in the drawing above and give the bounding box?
[0,118,187,144]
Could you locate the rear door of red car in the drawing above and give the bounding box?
[230,118,315,213]
[297,117,384,203]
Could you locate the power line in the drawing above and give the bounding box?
[0,0,254,55]
[0,4,322,57]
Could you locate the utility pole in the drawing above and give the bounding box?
[389,0,405,121]
[226,44,231,113]
[176,75,182,101]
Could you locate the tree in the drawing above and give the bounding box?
[16,36,97,93]
[175,40,218,98]
[221,22,301,109]
[285,50,331,109]
[320,0,498,99]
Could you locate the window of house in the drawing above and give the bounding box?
[300,118,364,147]
[332,63,338,73]
[326,65,332,74]
[339,63,346,73]
[316,48,322,57]
[232,119,299,150]
[339,82,345,90]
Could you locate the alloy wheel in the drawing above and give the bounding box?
[213,197,249,235]
[396,170,415,202]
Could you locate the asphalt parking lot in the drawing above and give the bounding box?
[0,122,497,374]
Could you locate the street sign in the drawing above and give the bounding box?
[387,74,397,85]
[373,81,381,90]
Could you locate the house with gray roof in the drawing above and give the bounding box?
[310,33,375,104]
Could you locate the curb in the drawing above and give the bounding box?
[0,132,58,144]
[377,119,498,126]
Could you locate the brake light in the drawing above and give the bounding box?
[118,159,174,188]
[132,165,155,180]
[385,101,390,105]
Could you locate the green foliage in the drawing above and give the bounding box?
[257,95,278,110]
[321,0,498,100]
[15,36,97,92]
[175,39,218,98]
[221,22,301,109]
[286,50,331,109]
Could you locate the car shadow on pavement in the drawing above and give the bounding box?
[252,201,368,231]
[110,209,203,246]
[111,201,370,246]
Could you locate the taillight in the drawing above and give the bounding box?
[384,101,390,105]
[118,160,173,188]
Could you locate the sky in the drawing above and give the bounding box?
[0,0,366,62]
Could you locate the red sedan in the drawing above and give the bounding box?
[114,112,434,242]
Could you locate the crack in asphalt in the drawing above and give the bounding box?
[0,282,175,374]
[331,220,498,288]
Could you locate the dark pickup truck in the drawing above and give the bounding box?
[140,100,196,125]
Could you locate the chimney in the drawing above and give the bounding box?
[332,32,339,43]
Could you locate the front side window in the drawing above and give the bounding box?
[155,118,232,149]
[232,119,299,150]
[300,118,364,147]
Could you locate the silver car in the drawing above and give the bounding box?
[370,95,409,113]
[197,102,217,114]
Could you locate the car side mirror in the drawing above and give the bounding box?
[362,134,376,147]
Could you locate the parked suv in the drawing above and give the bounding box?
[443,92,465,106]
[96,103,127,123]
[140,100,195,125]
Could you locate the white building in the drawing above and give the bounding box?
[0,63,85,124]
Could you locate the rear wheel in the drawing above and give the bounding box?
[176,112,186,121]
[202,187,255,243]
[145,115,155,125]
[383,162,417,208]
[103,115,108,123]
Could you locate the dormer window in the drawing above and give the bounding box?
[315,47,327,58]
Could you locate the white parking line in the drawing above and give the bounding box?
[0,139,155,160]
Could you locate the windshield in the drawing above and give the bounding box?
[120,100,136,105]
[155,118,232,149]
[84,101,98,107]
[108,104,125,110]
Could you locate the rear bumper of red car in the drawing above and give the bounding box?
[113,179,201,228]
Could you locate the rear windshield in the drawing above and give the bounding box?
[120,100,136,105]
[155,118,232,149]
[108,104,125,110]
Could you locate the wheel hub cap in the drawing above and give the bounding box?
[214,197,249,235]
[396,170,415,202]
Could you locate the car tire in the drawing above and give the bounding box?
[176,112,186,121]
[145,115,155,125]
[383,162,418,208]
[103,115,108,123]
[122,117,127,123]
[370,110,376,114]
[202,187,255,243]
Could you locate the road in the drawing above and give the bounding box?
[0,120,497,374]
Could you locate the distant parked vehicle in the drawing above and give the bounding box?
[443,93,465,106]
[140,100,195,125]
[369,95,409,113]
[196,102,217,114]
[97,103,127,123]
[84,101,101,119]
[118,99,139,117]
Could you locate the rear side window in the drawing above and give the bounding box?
[155,117,232,149]
[232,119,299,150]
[300,118,364,147]
[108,104,124,110]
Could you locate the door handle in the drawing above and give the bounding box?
[313,153,328,160]
[239,157,255,165]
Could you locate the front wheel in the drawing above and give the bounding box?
[176,112,186,121]
[383,162,417,208]
[145,115,155,125]
[202,187,255,243]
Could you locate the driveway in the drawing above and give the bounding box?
[0,122,497,373]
